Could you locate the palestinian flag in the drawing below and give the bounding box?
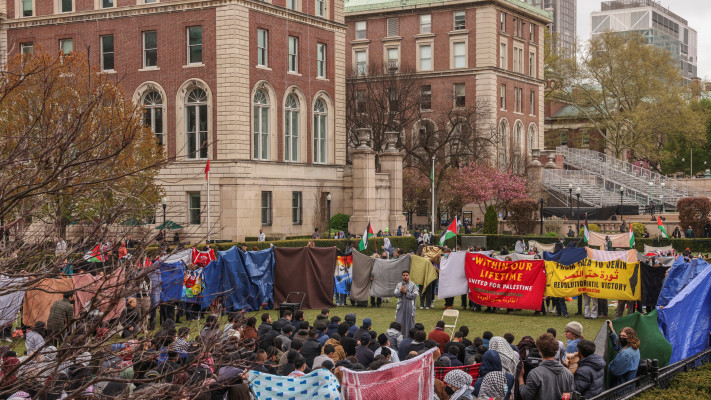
[630,222,635,248]
[440,217,458,246]
[359,222,374,251]
[657,216,668,239]
[583,213,590,243]
[83,244,106,262]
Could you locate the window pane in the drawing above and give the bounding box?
[102,0,113,7]
[61,39,73,55]
[154,108,163,134]
[187,106,196,157]
[22,0,32,16]
[62,0,72,12]
[188,27,202,64]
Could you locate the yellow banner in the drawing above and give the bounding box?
[544,258,641,301]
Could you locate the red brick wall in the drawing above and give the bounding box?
[7,8,218,160]
[249,9,336,164]
[346,8,477,72]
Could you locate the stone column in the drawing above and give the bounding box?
[380,131,407,232]
[528,149,544,199]
[348,128,377,234]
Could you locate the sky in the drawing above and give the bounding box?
[577,0,711,80]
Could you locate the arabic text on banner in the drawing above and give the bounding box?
[545,259,641,300]
[464,254,546,310]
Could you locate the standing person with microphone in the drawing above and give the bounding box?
[394,271,418,337]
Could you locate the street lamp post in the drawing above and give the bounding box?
[161,196,167,227]
[539,198,544,235]
[661,182,666,213]
[568,183,573,209]
[649,181,654,215]
[327,193,332,239]
[575,187,581,236]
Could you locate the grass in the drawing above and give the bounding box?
[172,298,614,343]
[634,363,711,399]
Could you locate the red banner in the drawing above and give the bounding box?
[465,253,547,310]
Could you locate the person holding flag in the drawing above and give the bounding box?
[657,216,668,239]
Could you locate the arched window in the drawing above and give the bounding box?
[143,91,163,146]
[284,94,299,162]
[313,98,327,164]
[514,121,523,153]
[528,124,537,153]
[498,119,508,167]
[186,88,208,159]
[253,90,269,160]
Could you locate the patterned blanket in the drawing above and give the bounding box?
[341,348,436,400]
[248,369,340,399]
[434,363,480,382]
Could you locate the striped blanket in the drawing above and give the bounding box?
[434,363,480,382]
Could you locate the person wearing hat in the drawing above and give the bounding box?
[443,369,475,400]
[355,333,374,368]
[564,321,584,374]
[352,318,373,343]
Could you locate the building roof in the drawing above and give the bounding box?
[550,104,599,120]
[345,0,552,19]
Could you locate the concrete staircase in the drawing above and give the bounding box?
[541,147,704,211]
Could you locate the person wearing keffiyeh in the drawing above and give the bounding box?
[443,369,474,400]
[478,371,509,399]
[488,337,519,376]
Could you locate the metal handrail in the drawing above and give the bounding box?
[556,147,700,208]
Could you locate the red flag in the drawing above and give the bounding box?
[204,160,210,181]
[465,253,546,311]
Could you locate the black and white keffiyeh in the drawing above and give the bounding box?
[443,369,473,400]
[478,371,508,399]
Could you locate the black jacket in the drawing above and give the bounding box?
[574,354,606,398]
[300,338,321,368]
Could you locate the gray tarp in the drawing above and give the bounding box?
[370,255,411,298]
[350,250,374,302]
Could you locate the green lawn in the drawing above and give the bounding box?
[178,298,614,343]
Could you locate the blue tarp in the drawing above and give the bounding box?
[657,256,709,307]
[218,246,275,312]
[658,261,711,363]
[542,247,587,265]
[159,261,186,302]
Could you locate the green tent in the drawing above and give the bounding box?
[156,220,183,230]
[120,217,145,226]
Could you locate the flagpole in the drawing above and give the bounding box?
[207,164,210,244]
[431,155,435,238]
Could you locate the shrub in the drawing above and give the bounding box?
[198,236,419,256]
[330,213,350,232]
[677,197,711,238]
[483,205,498,234]
[631,222,645,238]
[578,223,601,236]
[544,216,564,234]
[507,199,539,235]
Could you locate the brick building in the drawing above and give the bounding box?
[2,0,407,241]
[345,0,550,167]
[345,0,551,227]
[544,101,605,153]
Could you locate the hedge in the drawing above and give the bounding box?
[201,236,419,256]
[450,234,711,253]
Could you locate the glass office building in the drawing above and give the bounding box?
[591,0,697,80]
